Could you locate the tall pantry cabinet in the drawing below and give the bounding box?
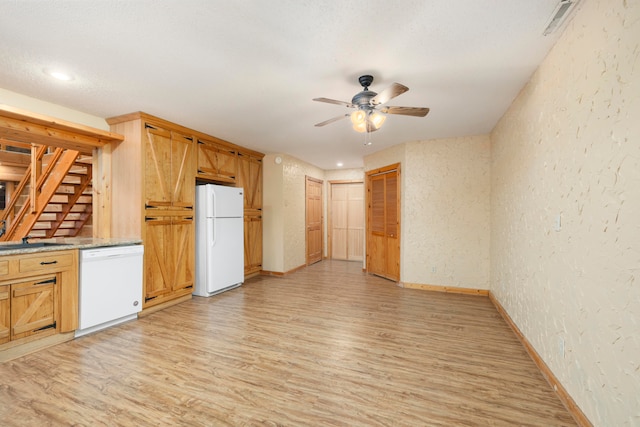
[106,113,196,311]
[105,112,264,313]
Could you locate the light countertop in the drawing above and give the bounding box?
[0,237,143,256]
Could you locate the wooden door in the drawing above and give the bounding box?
[143,215,195,305]
[366,164,400,281]
[144,126,173,207]
[0,285,9,344]
[170,132,195,209]
[237,153,263,210]
[171,216,195,291]
[306,176,323,265]
[244,212,263,275]
[10,276,57,340]
[330,182,364,261]
[143,217,173,303]
[144,125,194,208]
[197,139,237,183]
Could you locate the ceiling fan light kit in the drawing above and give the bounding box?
[313,75,430,138]
[350,109,386,133]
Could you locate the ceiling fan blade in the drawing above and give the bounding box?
[315,114,350,127]
[380,106,430,117]
[312,97,355,108]
[371,83,409,105]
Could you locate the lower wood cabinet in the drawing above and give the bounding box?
[143,215,195,308]
[0,249,78,354]
[244,212,262,276]
[0,285,9,345]
[10,275,57,341]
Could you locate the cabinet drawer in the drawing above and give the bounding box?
[19,253,73,273]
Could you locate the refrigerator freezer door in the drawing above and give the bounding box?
[209,184,244,218]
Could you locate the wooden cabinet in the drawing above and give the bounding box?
[106,112,264,293]
[244,212,263,276]
[0,285,9,345]
[144,215,195,304]
[144,126,195,208]
[237,151,263,276]
[107,113,196,311]
[10,275,57,341]
[197,138,237,183]
[0,249,79,358]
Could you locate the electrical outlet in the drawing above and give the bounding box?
[558,336,565,358]
[431,266,436,273]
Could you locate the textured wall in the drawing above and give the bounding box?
[364,138,490,288]
[262,154,285,272]
[278,155,325,272]
[324,168,364,182]
[404,137,491,288]
[263,160,363,273]
[490,0,640,425]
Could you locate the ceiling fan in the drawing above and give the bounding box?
[313,75,430,133]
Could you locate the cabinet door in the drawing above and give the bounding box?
[244,214,262,275]
[143,215,195,306]
[171,131,195,208]
[144,126,173,207]
[237,153,263,210]
[143,217,173,303]
[0,285,9,344]
[197,140,237,183]
[171,216,195,291]
[11,276,57,341]
[144,126,195,209]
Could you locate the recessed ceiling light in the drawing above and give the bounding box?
[336,162,343,167]
[44,68,74,81]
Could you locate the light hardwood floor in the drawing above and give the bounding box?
[0,260,576,426]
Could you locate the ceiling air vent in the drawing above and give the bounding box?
[543,0,579,36]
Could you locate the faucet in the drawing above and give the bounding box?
[0,220,5,238]
[22,236,31,244]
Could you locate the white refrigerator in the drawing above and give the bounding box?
[195,184,244,297]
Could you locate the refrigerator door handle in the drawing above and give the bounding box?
[206,187,215,218]
[211,218,217,248]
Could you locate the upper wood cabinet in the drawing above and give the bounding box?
[197,138,237,184]
[144,125,195,209]
[237,152,263,211]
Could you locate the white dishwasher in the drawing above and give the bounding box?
[75,245,144,338]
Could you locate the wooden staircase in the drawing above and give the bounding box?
[0,146,93,241]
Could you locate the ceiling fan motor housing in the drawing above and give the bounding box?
[353,75,377,109]
[352,90,377,109]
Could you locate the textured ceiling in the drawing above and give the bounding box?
[0,0,577,169]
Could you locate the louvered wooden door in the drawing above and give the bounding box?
[306,176,323,265]
[366,165,400,281]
